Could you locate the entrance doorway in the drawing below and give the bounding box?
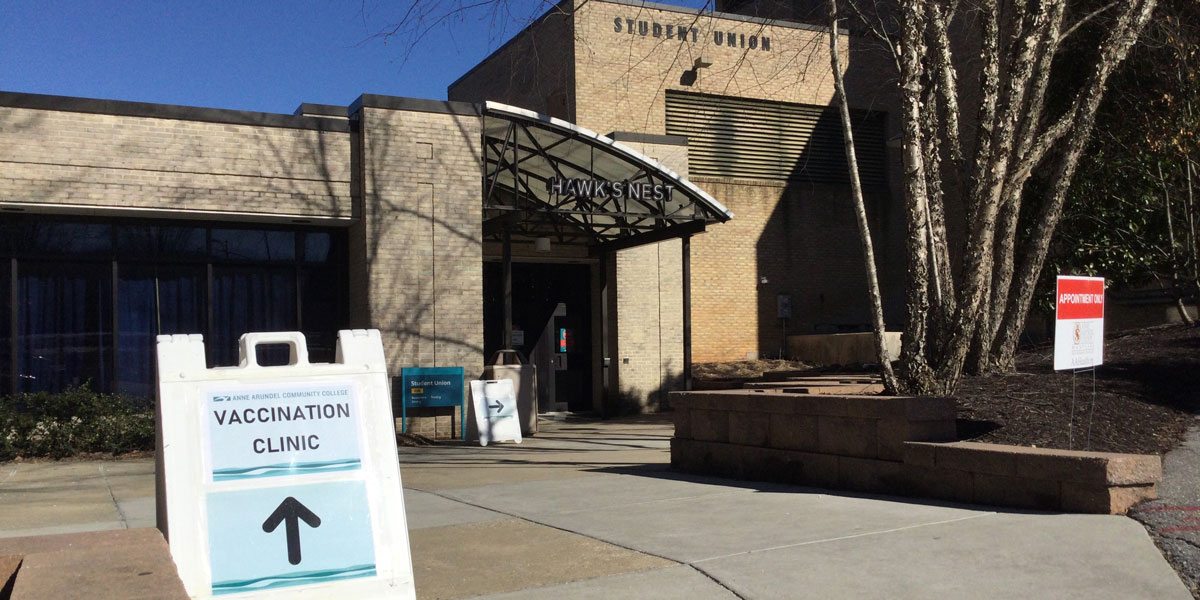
[483,261,593,413]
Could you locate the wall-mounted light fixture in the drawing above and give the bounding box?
[681,57,713,87]
[535,237,552,253]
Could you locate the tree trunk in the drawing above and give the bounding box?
[979,2,1068,375]
[992,0,1159,367]
[925,0,958,315]
[1185,143,1198,323]
[828,0,899,392]
[1160,161,1195,324]
[895,0,938,394]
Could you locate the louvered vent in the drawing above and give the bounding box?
[665,90,886,184]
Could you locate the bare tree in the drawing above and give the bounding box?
[828,0,899,390]
[828,0,1157,394]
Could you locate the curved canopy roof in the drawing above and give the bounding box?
[482,102,732,253]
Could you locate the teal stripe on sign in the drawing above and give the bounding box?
[213,458,361,476]
[212,459,361,481]
[212,564,376,595]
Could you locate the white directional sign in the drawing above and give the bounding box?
[156,330,415,599]
[469,379,522,446]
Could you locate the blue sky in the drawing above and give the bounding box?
[1,0,710,115]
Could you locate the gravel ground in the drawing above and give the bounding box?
[1131,423,1200,599]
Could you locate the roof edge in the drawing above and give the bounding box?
[351,94,479,117]
[0,91,350,133]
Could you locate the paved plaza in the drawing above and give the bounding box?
[0,415,1191,599]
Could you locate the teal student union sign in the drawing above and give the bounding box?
[400,367,465,437]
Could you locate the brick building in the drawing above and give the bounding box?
[451,0,904,396]
[0,0,903,434]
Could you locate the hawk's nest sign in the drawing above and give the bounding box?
[156,330,415,599]
[1054,276,1105,370]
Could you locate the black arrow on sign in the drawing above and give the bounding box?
[262,496,321,565]
[488,400,506,413]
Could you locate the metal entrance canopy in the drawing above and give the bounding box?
[482,102,733,253]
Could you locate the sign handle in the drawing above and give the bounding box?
[239,332,310,368]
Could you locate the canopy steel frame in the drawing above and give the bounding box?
[481,102,731,250]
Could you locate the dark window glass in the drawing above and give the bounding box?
[116,225,156,257]
[117,225,206,260]
[210,267,296,367]
[18,223,112,257]
[211,229,295,262]
[0,260,10,394]
[303,232,332,263]
[157,226,207,260]
[300,267,339,363]
[17,262,113,393]
[0,219,15,254]
[117,265,206,398]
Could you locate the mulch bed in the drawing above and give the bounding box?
[695,325,1200,455]
[956,324,1200,455]
[691,359,812,390]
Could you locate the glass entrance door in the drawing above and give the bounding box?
[483,262,593,413]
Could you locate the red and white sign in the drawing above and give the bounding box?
[1054,276,1105,370]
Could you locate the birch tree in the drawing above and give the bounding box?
[831,0,1158,394]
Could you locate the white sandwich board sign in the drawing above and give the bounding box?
[156,330,415,599]
[469,379,522,446]
[1054,276,1105,370]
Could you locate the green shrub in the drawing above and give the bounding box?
[0,384,155,461]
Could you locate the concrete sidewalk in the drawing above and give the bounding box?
[1,415,1192,599]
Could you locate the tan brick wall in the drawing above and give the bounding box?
[447,1,901,368]
[690,177,897,362]
[447,9,576,120]
[571,1,844,136]
[397,406,463,439]
[609,140,687,411]
[611,239,684,412]
[0,107,351,218]
[354,105,484,435]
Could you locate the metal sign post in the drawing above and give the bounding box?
[1054,276,1105,450]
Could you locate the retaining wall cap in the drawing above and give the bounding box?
[0,527,166,555]
[904,441,1162,485]
[0,528,189,599]
[668,391,955,420]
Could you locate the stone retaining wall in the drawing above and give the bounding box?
[0,529,187,599]
[670,390,1161,514]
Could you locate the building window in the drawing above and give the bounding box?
[0,216,348,399]
[210,266,297,367]
[116,265,206,397]
[17,261,113,393]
